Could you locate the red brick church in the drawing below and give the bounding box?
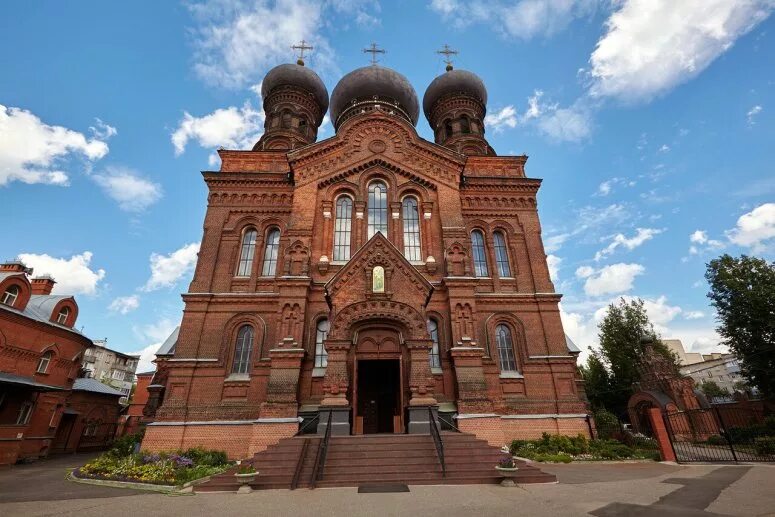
[143,52,588,460]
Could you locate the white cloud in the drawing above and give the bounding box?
[546,254,562,283]
[172,102,265,155]
[143,243,201,291]
[747,105,763,124]
[687,229,725,256]
[109,295,140,315]
[536,101,593,142]
[89,118,117,140]
[658,144,670,153]
[726,202,775,251]
[544,233,570,253]
[589,0,775,102]
[690,230,709,244]
[430,0,600,39]
[579,262,645,296]
[597,180,613,196]
[594,227,663,261]
[17,251,106,295]
[92,166,163,212]
[0,105,111,186]
[188,0,337,89]
[130,318,179,373]
[685,311,705,320]
[484,106,518,131]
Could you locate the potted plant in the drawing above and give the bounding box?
[495,455,519,487]
[234,463,258,493]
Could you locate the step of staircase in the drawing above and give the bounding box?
[194,432,556,492]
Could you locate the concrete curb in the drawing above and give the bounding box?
[68,470,176,493]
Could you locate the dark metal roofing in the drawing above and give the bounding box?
[422,69,488,119]
[261,63,329,122]
[72,377,124,397]
[330,65,420,126]
[0,371,64,391]
[156,326,179,356]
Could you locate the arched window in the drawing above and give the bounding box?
[333,196,353,262]
[493,231,512,277]
[402,197,421,262]
[37,351,52,374]
[367,181,388,239]
[237,228,258,276]
[495,324,517,372]
[56,306,70,325]
[460,115,471,134]
[1,285,20,307]
[232,325,254,375]
[261,228,281,276]
[444,119,453,139]
[314,319,329,368]
[471,230,489,277]
[281,110,292,129]
[372,266,385,293]
[427,319,441,370]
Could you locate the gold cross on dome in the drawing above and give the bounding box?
[437,44,458,70]
[363,42,386,65]
[292,39,313,65]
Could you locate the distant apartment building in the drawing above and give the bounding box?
[664,339,746,395]
[82,340,139,404]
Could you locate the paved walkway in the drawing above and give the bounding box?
[1,458,773,516]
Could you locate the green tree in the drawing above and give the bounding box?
[596,298,678,414]
[699,380,730,398]
[580,351,611,410]
[706,254,775,397]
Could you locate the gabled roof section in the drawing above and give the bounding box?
[156,326,179,356]
[325,232,433,306]
[73,377,124,397]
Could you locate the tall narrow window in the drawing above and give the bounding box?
[495,324,517,372]
[232,325,254,374]
[1,285,19,307]
[428,319,441,370]
[493,231,512,277]
[402,197,422,262]
[372,266,385,292]
[333,196,353,262]
[16,401,33,425]
[314,319,329,368]
[237,228,257,276]
[261,228,280,276]
[37,351,52,374]
[56,307,70,325]
[367,181,388,239]
[471,230,489,277]
[460,115,471,134]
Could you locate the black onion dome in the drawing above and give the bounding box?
[422,69,488,119]
[330,65,420,126]
[261,63,329,122]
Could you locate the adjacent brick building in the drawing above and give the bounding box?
[0,261,123,465]
[143,59,588,459]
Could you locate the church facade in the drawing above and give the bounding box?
[142,56,589,459]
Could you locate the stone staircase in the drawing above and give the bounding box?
[195,432,556,492]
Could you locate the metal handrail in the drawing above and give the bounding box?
[311,410,333,488]
[290,438,310,490]
[294,414,320,437]
[428,407,446,478]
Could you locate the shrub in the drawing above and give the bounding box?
[706,435,727,446]
[593,410,621,440]
[754,437,775,456]
[107,431,145,458]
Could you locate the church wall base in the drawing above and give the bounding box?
[456,414,591,447]
[141,420,298,460]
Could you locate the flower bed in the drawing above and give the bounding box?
[77,432,231,486]
[509,433,660,463]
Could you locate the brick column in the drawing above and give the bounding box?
[318,338,351,435]
[406,338,439,433]
[450,345,493,414]
[648,408,676,462]
[259,346,305,418]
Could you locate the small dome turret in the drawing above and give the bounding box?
[254,62,329,151]
[329,65,420,130]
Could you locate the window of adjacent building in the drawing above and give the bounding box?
[37,351,52,374]
[493,231,512,277]
[314,319,329,368]
[261,228,281,276]
[367,181,388,239]
[232,325,254,375]
[428,319,441,370]
[236,228,258,276]
[16,401,33,425]
[495,324,518,372]
[333,196,353,262]
[2,285,20,307]
[402,197,422,262]
[471,230,489,277]
[56,306,70,325]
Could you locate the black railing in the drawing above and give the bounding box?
[294,414,320,436]
[428,407,446,478]
[290,438,311,490]
[310,410,333,488]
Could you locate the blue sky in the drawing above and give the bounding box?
[1,0,774,371]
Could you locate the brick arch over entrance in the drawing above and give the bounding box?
[328,300,427,341]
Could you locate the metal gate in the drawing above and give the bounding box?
[664,406,775,462]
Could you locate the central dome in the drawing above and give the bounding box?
[329,65,420,128]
